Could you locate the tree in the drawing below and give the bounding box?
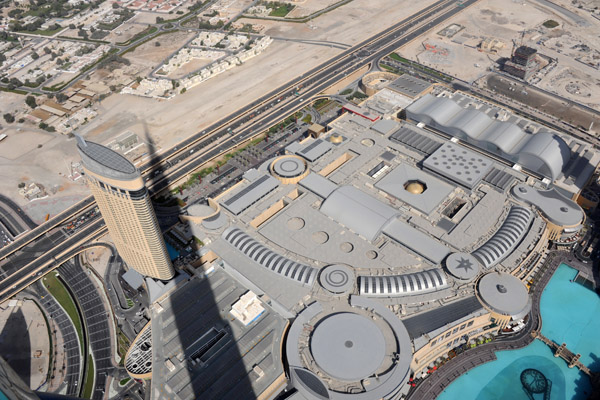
[31,52,39,60]
[0,54,5,63]
[155,41,161,47]
[9,77,22,87]
[56,93,68,103]
[43,46,51,54]
[39,122,48,129]
[69,23,76,29]
[112,1,119,8]
[3,113,15,123]
[156,16,164,23]
[26,95,37,108]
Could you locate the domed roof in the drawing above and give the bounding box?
[405,182,425,194]
[329,134,343,144]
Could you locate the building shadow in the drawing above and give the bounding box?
[573,353,600,400]
[0,307,31,388]
[135,122,255,399]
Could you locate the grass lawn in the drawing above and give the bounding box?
[269,5,294,17]
[29,26,64,36]
[117,330,131,363]
[119,377,131,386]
[389,52,407,63]
[43,272,84,355]
[82,353,95,399]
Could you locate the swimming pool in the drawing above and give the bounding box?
[437,264,598,399]
[165,242,180,260]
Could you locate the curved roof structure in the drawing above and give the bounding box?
[406,94,571,180]
[477,272,531,319]
[286,297,412,400]
[320,186,399,241]
[76,136,140,181]
[311,313,387,381]
[358,269,448,296]
[125,321,152,379]
[512,184,584,227]
[445,252,480,281]
[223,227,318,286]
[472,206,533,269]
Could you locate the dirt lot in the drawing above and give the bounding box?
[105,22,149,44]
[400,0,600,108]
[165,57,215,79]
[124,30,196,74]
[286,0,342,18]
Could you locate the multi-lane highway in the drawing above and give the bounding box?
[0,0,460,264]
[0,0,479,303]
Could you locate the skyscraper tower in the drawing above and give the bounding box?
[77,136,174,280]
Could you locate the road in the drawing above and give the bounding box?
[0,0,479,303]
[0,0,458,264]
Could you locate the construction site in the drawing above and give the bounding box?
[399,0,600,112]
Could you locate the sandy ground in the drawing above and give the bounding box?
[0,299,49,389]
[105,22,149,44]
[0,91,30,118]
[2,0,438,217]
[125,30,196,74]
[399,0,600,108]
[400,0,551,82]
[0,129,55,160]
[286,0,341,18]
[0,127,89,214]
[82,245,111,277]
[165,57,215,79]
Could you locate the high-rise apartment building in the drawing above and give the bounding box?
[77,136,175,280]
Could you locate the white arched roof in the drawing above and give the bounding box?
[406,94,571,180]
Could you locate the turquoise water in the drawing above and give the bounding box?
[165,242,180,260]
[540,265,600,367]
[0,391,8,400]
[437,264,598,399]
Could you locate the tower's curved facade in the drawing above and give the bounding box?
[77,136,174,280]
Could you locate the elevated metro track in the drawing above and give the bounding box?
[0,0,479,302]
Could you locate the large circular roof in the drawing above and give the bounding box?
[311,313,386,381]
[478,272,531,319]
[446,252,480,281]
[272,156,307,178]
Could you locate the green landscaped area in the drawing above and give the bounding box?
[82,353,95,399]
[117,329,131,366]
[119,377,131,386]
[386,52,452,82]
[543,19,559,28]
[30,26,64,36]
[265,2,294,17]
[43,272,84,354]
